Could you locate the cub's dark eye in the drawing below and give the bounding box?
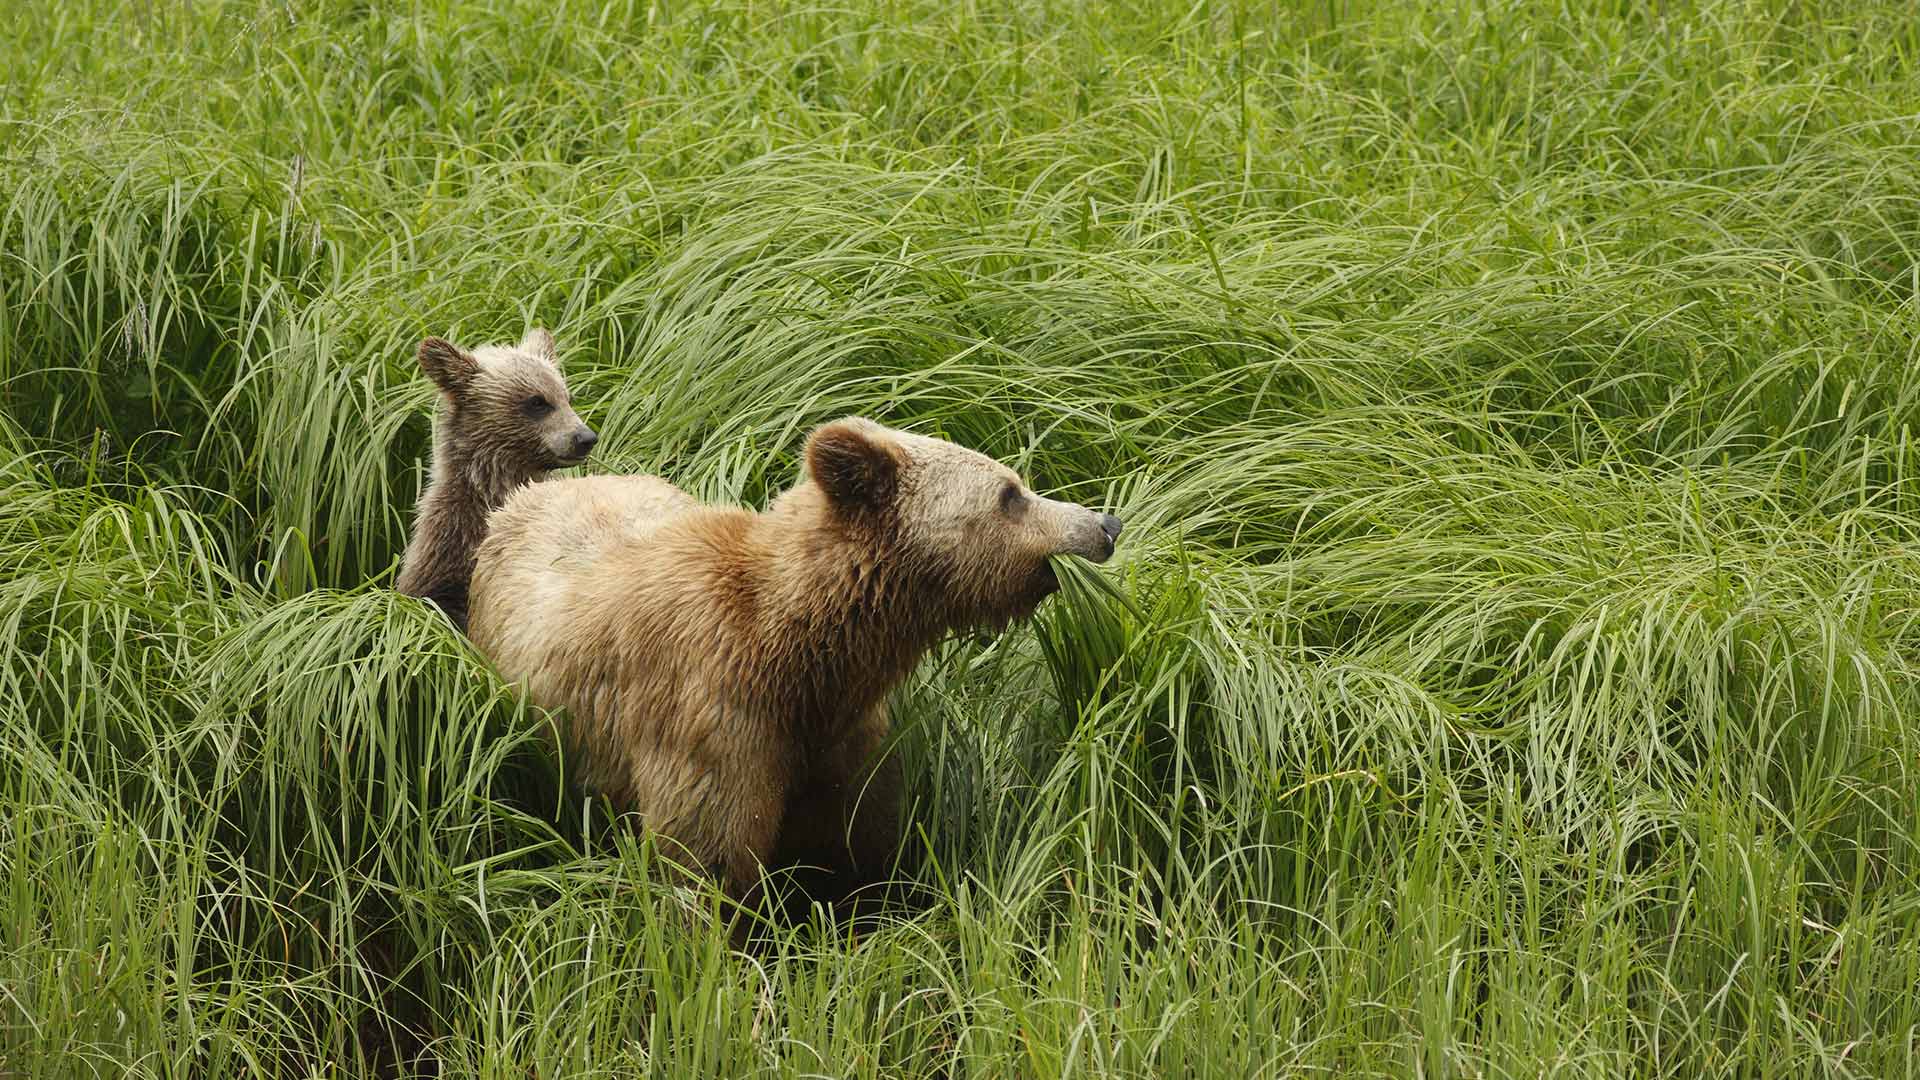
[521,395,553,418]
[998,481,1025,514]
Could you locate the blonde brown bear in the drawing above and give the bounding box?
[466,417,1122,910]
[394,329,597,630]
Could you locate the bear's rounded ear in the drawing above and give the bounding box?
[520,327,557,364]
[418,337,479,394]
[807,419,902,516]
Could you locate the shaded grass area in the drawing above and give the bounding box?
[5,0,1920,1075]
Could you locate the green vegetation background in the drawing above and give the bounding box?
[5,0,1920,1075]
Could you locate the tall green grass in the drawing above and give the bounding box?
[6,0,1920,1074]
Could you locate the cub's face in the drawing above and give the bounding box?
[418,329,597,470]
[806,417,1123,627]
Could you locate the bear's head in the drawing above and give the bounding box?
[802,417,1122,628]
[417,329,597,472]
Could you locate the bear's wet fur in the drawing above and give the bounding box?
[467,418,1123,921]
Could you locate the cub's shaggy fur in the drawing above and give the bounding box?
[394,329,596,630]
[467,418,1123,910]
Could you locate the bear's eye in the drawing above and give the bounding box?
[521,395,554,418]
[998,481,1025,515]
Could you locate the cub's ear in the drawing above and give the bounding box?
[806,418,902,515]
[520,327,557,364]
[418,337,479,394]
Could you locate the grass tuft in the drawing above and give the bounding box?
[8,0,1920,1075]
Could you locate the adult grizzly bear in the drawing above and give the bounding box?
[394,329,597,630]
[466,417,1122,912]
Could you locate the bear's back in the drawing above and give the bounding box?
[501,473,699,555]
[470,473,699,643]
[468,472,774,809]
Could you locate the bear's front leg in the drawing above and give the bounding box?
[708,748,794,905]
[628,725,792,912]
[770,706,905,922]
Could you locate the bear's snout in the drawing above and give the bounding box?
[552,425,598,464]
[1035,499,1124,566]
[1084,511,1121,563]
[1059,506,1121,565]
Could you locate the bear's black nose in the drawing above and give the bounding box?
[572,429,599,456]
[1100,513,1123,554]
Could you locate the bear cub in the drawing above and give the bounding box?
[466,417,1123,917]
[394,328,596,630]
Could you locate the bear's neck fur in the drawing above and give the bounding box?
[394,406,550,628]
[745,488,949,733]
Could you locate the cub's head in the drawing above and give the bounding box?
[417,329,597,472]
[803,417,1122,627]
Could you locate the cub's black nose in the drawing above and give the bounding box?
[1101,514,1123,543]
[572,429,599,456]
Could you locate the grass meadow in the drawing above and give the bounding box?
[7,0,1920,1075]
